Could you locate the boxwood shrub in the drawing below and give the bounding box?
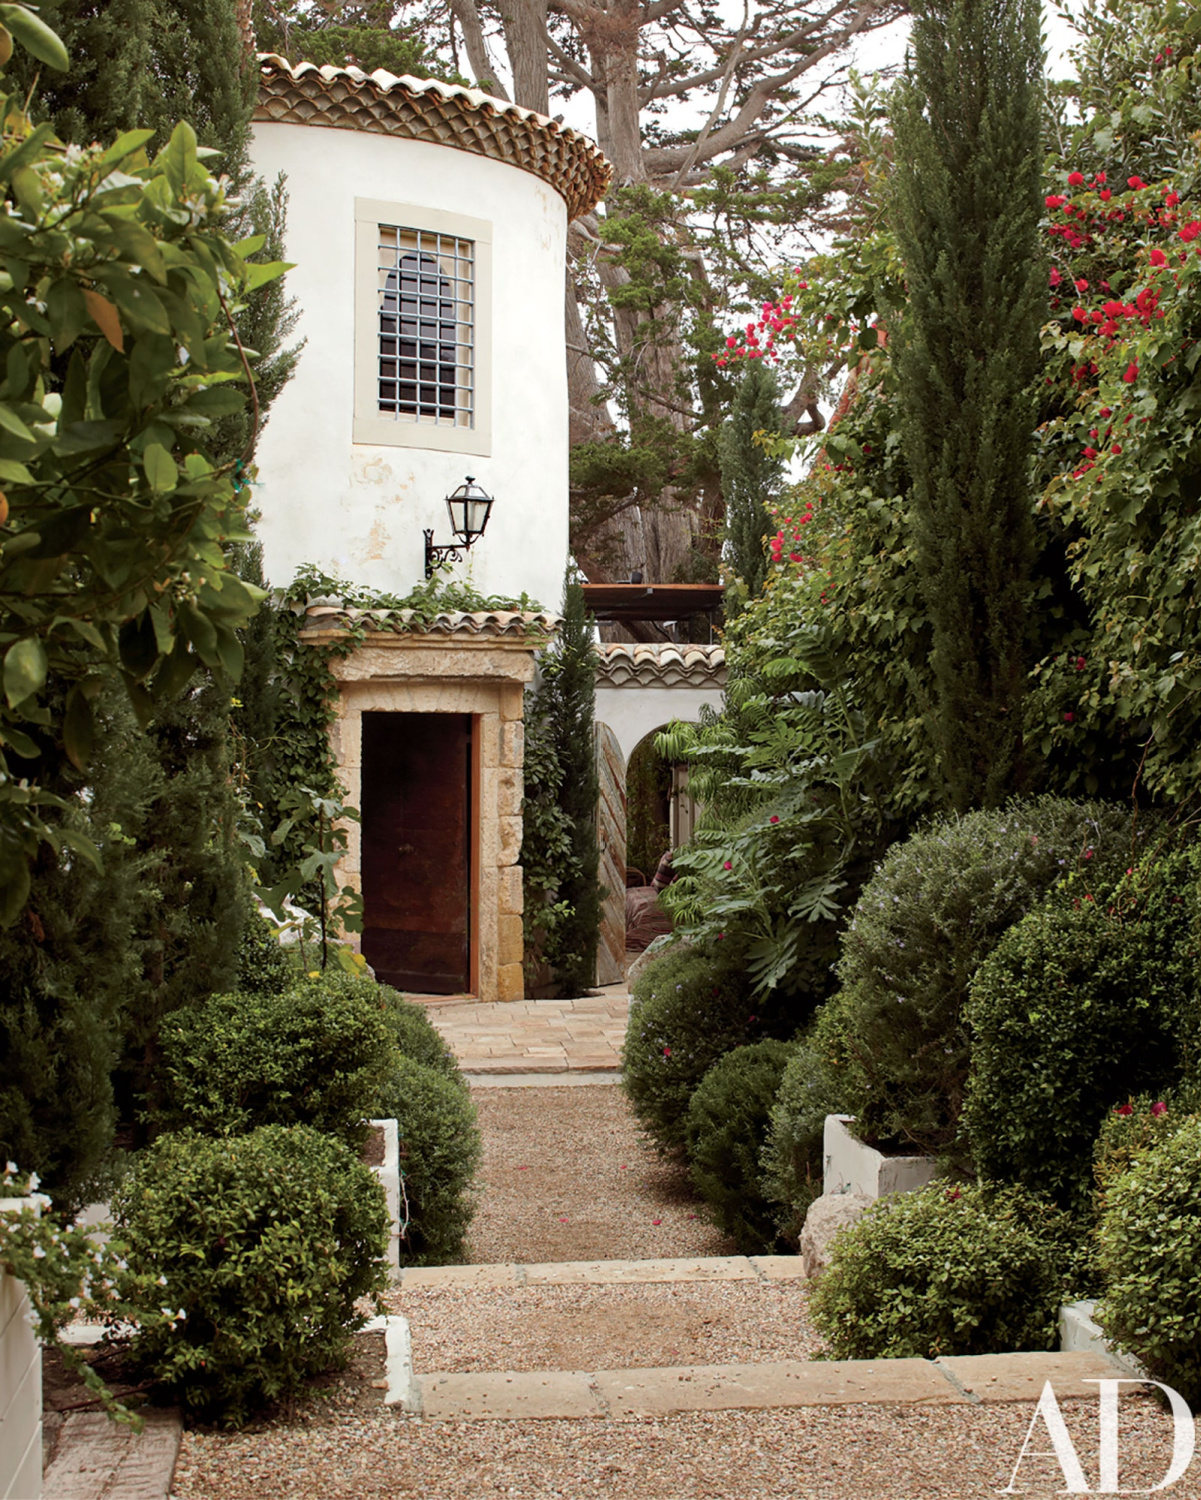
[822,797,1137,1158]
[158,977,394,1147]
[963,850,1201,1216]
[376,1055,482,1265]
[683,1039,796,1252]
[621,941,775,1153]
[1097,1113,1201,1405]
[761,1036,847,1242]
[809,1181,1074,1360]
[113,1125,388,1425]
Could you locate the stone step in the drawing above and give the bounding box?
[396,1254,807,1289]
[42,1409,181,1500]
[402,1351,1128,1421]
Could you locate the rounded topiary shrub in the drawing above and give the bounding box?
[761,1037,846,1243]
[158,977,394,1147]
[825,796,1136,1157]
[622,941,770,1153]
[113,1125,388,1425]
[376,984,462,1081]
[684,1039,795,1252]
[1097,1113,1201,1405]
[809,1182,1073,1360]
[963,851,1200,1217]
[235,911,295,997]
[376,1055,482,1265]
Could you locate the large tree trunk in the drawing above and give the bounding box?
[502,0,550,113]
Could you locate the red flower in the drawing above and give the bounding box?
[1099,189,1112,202]
[1064,712,1075,722]
[1151,1102,1168,1118]
[1128,176,1147,190]
[1115,1103,1134,1117]
[1075,656,1086,670]
[1180,222,1201,242]
[1067,170,1085,186]
[662,1047,671,1058]
[1045,194,1067,209]
[769,815,780,824]
[1111,443,1122,455]
[1075,278,1089,291]
[722,860,732,870]
[1095,172,1107,185]
[1123,362,1139,383]
[1166,192,1180,208]
[1150,248,1167,267]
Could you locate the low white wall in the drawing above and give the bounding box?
[823,1115,939,1201]
[0,1197,46,1500]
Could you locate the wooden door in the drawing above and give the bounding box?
[361,712,471,993]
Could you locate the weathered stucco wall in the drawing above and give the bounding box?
[247,121,570,611]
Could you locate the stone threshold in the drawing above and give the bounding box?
[463,1070,621,1087]
[402,1351,1131,1422]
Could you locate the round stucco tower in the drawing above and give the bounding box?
[247,56,610,608]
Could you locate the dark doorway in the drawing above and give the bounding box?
[361,712,472,993]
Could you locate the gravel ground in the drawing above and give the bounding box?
[170,1393,1187,1499]
[466,1083,735,1263]
[388,1281,822,1372]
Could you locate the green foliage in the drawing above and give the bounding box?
[375,983,462,1080]
[890,0,1046,810]
[158,977,395,1147]
[809,1182,1075,1360]
[374,1054,481,1265]
[112,1124,388,1425]
[683,1039,795,1252]
[659,622,888,1008]
[0,1164,145,1424]
[519,576,599,996]
[625,734,672,880]
[761,1038,846,1242]
[963,849,1201,1215]
[621,941,775,1153]
[1092,1093,1179,1219]
[252,3,462,84]
[720,363,785,608]
[260,781,364,973]
[235,909,295,997]
[824,797,1136,1158]
[1097,1112,1201,1405]
[0,104,284,918]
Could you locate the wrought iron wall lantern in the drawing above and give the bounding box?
[424,476,495,577]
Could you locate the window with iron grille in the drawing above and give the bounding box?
[377,226,474,427]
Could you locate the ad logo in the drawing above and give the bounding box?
[1002,1379,1195,1495]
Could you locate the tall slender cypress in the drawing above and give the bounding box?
[720,363,785,611]
[890,0,1045,810]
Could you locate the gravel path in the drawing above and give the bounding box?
[389,1280,821,1372]
[466,1083,735,1263]
[170,1393,1183,1499]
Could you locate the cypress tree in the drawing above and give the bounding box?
[890,0,1045,810]
[720,363,785,609]
[543,579,601,996]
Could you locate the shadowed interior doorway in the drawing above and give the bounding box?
[361,711,472,993]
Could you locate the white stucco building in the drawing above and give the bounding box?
[246,56,610,1002]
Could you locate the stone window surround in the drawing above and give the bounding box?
[318,630,532,1003]
[352,197,493,457]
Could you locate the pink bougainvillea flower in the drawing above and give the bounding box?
[722,860,732,870]
[1064,711,1075,722]
[652,1219,663,1226]
[1151,1102,1168,1117]
[559,1217,569,1222]
[769,815,780,824]
[1075,656,1086,670]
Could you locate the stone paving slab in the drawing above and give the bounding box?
[463,1072,620,1087]
[415,1371,602,1420]
[938,1351,1128,1402]
[400,1263,523,1289]
[427,994,629,1075]
[748,1255,808,1280]
[523,1256,760,1286]
[591,1359,960,1418]
[43,1409,182,1500]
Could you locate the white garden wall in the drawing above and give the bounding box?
[0,1197,45,1500]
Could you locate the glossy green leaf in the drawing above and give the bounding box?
[4,635,46,707]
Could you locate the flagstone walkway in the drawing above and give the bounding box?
[419,984,629,1079]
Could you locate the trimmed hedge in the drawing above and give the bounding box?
[113,1125,388,1425]
[376,1055,481,1265]
[761,1037,846,1242]
[822,797,1136,1157]
[809,1182,1074,1359]
[622,942,773,1153]
[683,1039,795,1252]
[1097,1113,1201,1405]
[158,978,394,1147]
